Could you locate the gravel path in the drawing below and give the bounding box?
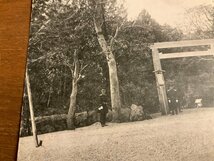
[17,108,214,161]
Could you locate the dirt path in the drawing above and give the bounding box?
[17,108,214,161]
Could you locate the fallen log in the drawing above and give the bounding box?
[35,114,67,124]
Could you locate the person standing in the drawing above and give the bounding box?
[167,86,179,115]
[98,89,109,127]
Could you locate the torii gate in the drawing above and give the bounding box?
[151,39,214,115]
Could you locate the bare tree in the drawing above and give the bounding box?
[66,51,88,129]
[181,4,214,39]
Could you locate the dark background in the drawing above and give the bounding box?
[0,1,31,160]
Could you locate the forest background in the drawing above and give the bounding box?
[20,0,214,136]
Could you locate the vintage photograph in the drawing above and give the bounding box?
[17,0,214,161]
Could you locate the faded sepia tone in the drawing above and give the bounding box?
[17,0,214,161]
[126,0,213,25]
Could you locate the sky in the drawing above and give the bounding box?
[125,0,213,26]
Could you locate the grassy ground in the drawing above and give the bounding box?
[17,108,214,161]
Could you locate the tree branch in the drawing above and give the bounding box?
[77,64,88,81]
[110,20,125,49]
[30,52,56,63]
[80,64,88,74]
[63,62,74,77]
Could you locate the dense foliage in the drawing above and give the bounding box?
[20,1,214,135]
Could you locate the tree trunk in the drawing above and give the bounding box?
[46,87,52,108]
[67,52,80,129]
[93,0,121,122]
[107,54,121,121]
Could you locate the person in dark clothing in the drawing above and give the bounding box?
[167,86,180,115]
[177,91,183,112]
[98,89,109,127]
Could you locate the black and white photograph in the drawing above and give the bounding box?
[17,0,214,160]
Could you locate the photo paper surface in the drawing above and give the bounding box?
[17,0,214,161]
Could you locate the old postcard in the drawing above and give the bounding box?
[17,0,214,161]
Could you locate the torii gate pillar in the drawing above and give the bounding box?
[151,47,169,115]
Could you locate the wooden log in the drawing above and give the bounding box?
[35,114,67,124]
